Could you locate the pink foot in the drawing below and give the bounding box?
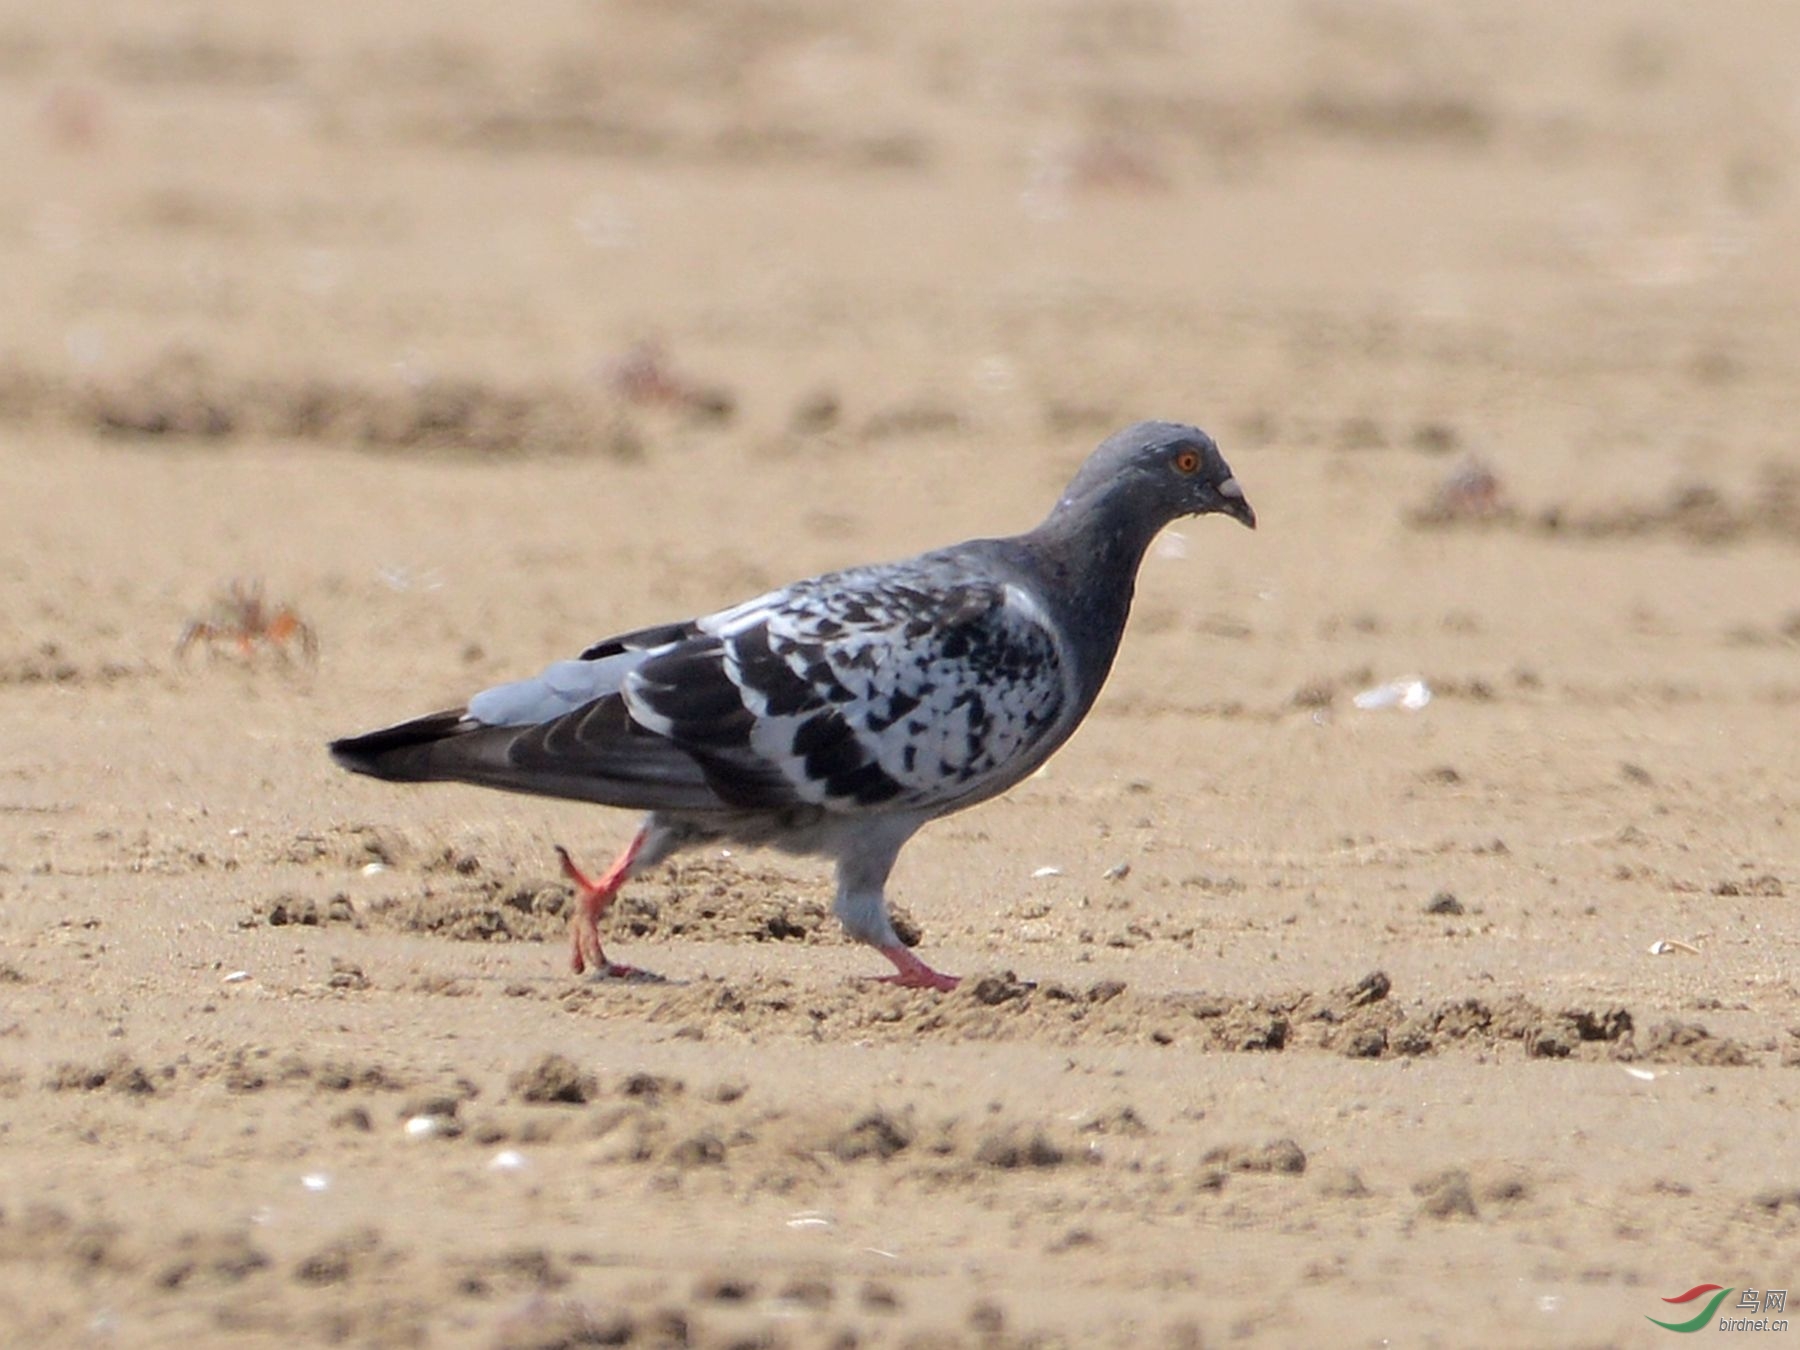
[875,944,960,992]
[558,834,647,977]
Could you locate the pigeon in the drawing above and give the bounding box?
[330,421,1254,989]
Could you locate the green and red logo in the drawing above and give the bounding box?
[1649,1284,1733,1333]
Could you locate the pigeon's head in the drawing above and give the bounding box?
[1060,421,1255,531]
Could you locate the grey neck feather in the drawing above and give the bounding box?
[1015,482,1170,708]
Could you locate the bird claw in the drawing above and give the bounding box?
[560,833,650,978]
[569,925,661,981]
[874,970,961,992]
[875,945,960,991]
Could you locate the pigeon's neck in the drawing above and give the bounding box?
[1023,489,1168,700]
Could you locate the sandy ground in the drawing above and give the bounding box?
[3,3,1799,1346]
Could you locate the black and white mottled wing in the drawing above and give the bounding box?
[624,561,1074,813]
[334,557,1076,817]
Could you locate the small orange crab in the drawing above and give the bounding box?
[604,340,735,420]
[177,579,318,663]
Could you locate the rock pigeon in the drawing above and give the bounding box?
[330,421,1254,989]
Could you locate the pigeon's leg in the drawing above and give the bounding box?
[876,944,960,992]
[557,829,649,977]
[835,827,959,991]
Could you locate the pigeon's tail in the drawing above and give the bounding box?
[329,700,734,812]
[329,708,476,782]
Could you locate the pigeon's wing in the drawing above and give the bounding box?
[624,562,1075,813]
[331,562,1075,816]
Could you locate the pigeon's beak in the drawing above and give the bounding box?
[1217,477,1256,530]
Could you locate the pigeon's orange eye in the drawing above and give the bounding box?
[1173,449,1201,474]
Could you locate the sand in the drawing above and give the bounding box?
[2,2,1798,1346]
